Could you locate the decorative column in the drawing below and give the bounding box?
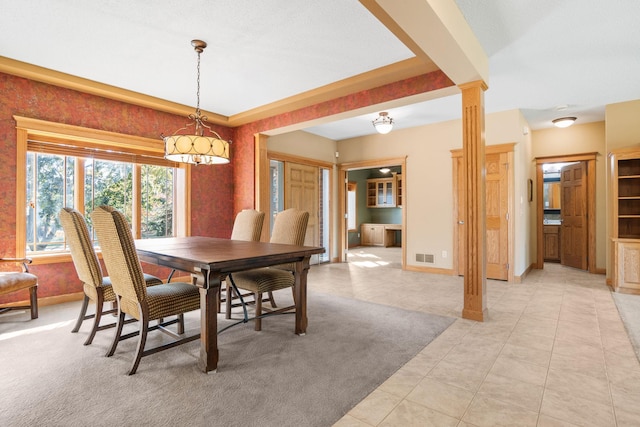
[254,133,269,242]
[460,80,488,322]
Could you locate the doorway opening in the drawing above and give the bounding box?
[535,153,597,272]
[339,157,406,267]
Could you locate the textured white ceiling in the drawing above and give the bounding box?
[1,0,639,140]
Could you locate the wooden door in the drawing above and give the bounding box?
[285,162,318,247]
[485,152,509,280]
[453,146,511,280]
[560,162,588,270]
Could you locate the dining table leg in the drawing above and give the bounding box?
[196,270,220,373]
[294,256,311,335]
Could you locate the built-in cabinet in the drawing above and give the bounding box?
[361,223,401,247]
[361,223,385,246]
[611,147,640,292]
[366,178,395,207]
[366,173,402,208]
[543,225,561,262]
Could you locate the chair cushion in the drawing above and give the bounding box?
[85,273,162,303]
[102,273,163,287]
[0,272,38,295]
[145,282,200,320]
[231,268,295,294]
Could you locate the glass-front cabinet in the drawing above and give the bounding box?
[367,178,396,208]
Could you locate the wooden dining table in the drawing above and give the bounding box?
[135,236,325,373]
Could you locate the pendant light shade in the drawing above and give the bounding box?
[163,40,230,165]
[372,112,394,134]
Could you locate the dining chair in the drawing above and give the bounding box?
[59,207,164,345]
[229,208,309,331]
[0,258,38,319]
[223,209,269,319]
[91,205,200,375]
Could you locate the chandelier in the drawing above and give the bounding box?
[372,112,394,134]
[163,40,230,165]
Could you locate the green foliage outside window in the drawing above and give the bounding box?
[26,153,175,253]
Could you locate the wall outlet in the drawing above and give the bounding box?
[442,250,447,259]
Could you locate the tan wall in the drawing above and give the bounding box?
[268,130,338,164]
[606,100,640,151]
[531,121,607,271]
[337,109,532,275]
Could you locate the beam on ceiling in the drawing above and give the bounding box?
[362,0,489,85]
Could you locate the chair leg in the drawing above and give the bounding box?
[268,291,277,308]
[225,281,233,320]
[84,292,105,346]
[29,286,38,319]
[106,310,125,357]
[128,316,149,375]
[177,313,185,335]
[71,295,89,333]
[254,292,262,331]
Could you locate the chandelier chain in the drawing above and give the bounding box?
[195,50,201,117]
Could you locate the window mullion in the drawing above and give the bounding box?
[75,158,85,214]
[133,164,141,239]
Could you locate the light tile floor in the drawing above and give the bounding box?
[312,247,640,427]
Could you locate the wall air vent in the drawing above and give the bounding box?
[416,253,435,263]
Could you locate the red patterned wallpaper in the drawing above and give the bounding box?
[232,70,454,213]
[0,68,452,305]
[0,72,234,303]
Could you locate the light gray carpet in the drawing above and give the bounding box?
[613,292,640,361]
[0,292,453,427]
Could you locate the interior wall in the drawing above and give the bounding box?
[606,99,640,151]
[268,130,338,164]
[0,72,235,304]
[517,111,535,275]
[531,121,607,271]
[337,109,530,275]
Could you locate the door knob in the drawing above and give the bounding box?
[458,221,464,224]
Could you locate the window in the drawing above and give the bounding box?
[16,116,188,259]
[347,182,357,231]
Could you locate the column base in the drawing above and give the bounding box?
[462,307,488,322]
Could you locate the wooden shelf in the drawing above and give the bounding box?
[611,149,640,292]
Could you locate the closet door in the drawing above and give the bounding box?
[285,162,318,247]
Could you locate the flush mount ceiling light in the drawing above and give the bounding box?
[163,39,230,165]
[372,112,394,134]
[379,168,391,174]
[552,117,577,128]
